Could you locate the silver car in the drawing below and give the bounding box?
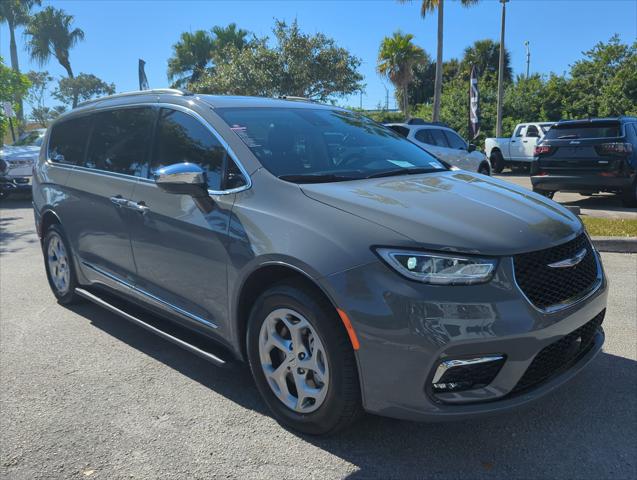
[33,90,607,435]
[386,120,491,175]
[0,128,46,199]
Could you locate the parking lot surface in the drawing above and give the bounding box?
[1,198,636,480]
[494,172,637,220]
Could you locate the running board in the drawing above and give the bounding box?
[75,287,228,367]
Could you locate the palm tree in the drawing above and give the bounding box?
[377,31,427,116]
[399,0,480,121]
[0,0,41,126]
[24,6,84,105]
[462,39,511,81]
[211,23,249,62]
[167,30,215,88]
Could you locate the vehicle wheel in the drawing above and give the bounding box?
[246,283,362,435]
[43,224,82,305]
[621,182,637,207]
[533,187,555,199]
[490,150,504,174]
[477,162,491,176]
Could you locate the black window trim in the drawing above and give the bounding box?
[46,102,252,195]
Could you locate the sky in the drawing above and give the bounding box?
[1,0,636,112]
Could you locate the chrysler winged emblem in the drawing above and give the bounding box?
[548,248,587,268]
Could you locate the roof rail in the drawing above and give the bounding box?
[277,95,315,103]
[76,88,193,108]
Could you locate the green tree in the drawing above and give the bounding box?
[167,30,215,88]
[398,0,480,121]
[0,57,30,142]
[24,6,84,106]
[377,31,427,115]
[193,20,363,102]
[461,39,511,81]
[0,0,41,128]
[395,52,434,109]
[25,70,52,126]
[53,73,115,107]
[210,23,249,62]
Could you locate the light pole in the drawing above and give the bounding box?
[524,40,530,78]
[495,0,509,138]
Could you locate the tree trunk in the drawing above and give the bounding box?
[403,84,409,117]
[60,60,77,107]
[7,18,25,133]
[432,0,444,122]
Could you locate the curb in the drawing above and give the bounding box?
[591,236,637,253]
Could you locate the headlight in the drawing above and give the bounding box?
[376,248,498,285]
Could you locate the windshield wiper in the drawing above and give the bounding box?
[278,173,359,183]
[557,134,579,139]
[365,167,437,179]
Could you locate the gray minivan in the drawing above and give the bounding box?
[33,89,608,435]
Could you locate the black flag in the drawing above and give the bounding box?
[138,59,149,91]
[469,65,480,139]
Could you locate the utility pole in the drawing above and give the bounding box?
[496,0,509,138]
[524,40,530,78]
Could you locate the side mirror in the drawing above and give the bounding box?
[154,163,208,197]
[467,143,477,153]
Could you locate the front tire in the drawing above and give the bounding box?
[246,283,362,435]
[477,162,491,176]
[43,224,82,305]
[490,150,504,174]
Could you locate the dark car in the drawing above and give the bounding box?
[33,89,607,435]
[531,117,637,206]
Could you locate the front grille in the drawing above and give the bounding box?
[513,233,599,310]
[511,310,605,394]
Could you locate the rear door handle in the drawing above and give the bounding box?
[110,195,128,207]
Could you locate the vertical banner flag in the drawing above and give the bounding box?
[138,59,149,91]
[469,65,480,139]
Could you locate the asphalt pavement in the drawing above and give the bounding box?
[1,198,636,480]
[494,172,637,220]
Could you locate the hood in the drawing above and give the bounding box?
[0,145,40,161]
[300,171,582,256]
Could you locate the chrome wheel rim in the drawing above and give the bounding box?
[47,233,70,295]
[258,308,330,413]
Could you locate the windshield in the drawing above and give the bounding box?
[216,107,446,181]
[543,122,621,140]
[12,130,44,147]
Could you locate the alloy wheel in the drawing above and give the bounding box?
[47,233,71,295]
[258,308,330,413]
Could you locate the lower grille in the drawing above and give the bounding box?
[511,310,605,394]
[433,357,505,393]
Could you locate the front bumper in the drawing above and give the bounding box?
[1,175,33,194]
[531,173,634,193]
[320,252,608,421]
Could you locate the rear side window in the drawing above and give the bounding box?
[430,129,450,147]
[48,117,91,165]
[151,109,227,190]
[544,122,621,140]
[85,107,155,177]
[526,125,540,138]
[443,130,466,149]
[415,128,435,145]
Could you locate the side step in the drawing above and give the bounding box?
[75,288,228,367]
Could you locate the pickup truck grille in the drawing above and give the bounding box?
[513,234,599,310]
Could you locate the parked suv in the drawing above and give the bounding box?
[385,119,491,175]
[531,117,637,206]
[0,128,46,199]
[34,90,607,435]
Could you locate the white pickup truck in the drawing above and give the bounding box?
[485,122,554,173]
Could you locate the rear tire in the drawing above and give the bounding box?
[246,283,362,435]
[490,150,504,174]
[621,182,637,207]
[533,187,555,200]
[43,224,82,305]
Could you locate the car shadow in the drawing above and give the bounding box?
[0,198,39,255]
[66,301,635,479]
